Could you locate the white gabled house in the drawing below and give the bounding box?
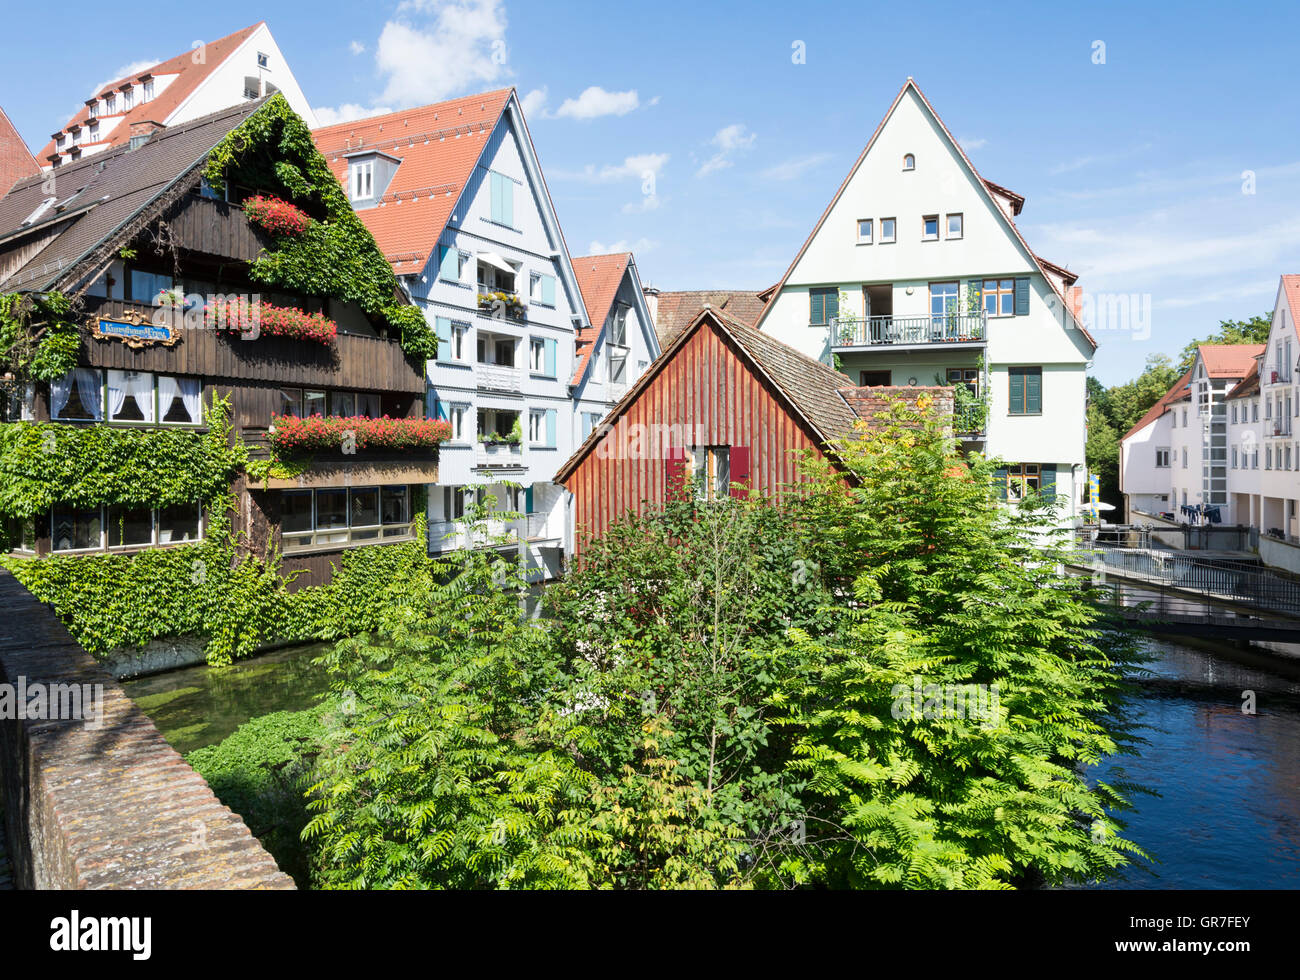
[755,78,1097,520]
[314,89,655,580]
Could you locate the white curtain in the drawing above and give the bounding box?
[158,375,200,424]
[107,370,128,420]
[53,369,103,420]
[358,393,381,418]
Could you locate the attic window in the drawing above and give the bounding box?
[87,101,98,120]
[122,86,135,110]
[903,153,915,171]
[143,78,154,101]
[349,159,374,201]
[105,93,116,114]
[257,51,269,68]
[243,77,260,100]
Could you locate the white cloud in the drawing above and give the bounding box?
[556,153,669,182]
[960,136,988,151]
[374,0,510,107]
[553,86,640,120]
[589,237,656,254]
[697,123,756,177]
[520,87,547,118]
[759,153,831,181]
[622,194,663,214]
[91,60,158,95]
[313,103,395,126]
[349,40,366,55]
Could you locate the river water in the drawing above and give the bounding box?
[123,631,1300,888]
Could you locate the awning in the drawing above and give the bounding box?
[476,251,517,275]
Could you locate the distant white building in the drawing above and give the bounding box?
[1119,372,1188,520]
[755,78,1096,520]
[38,22,315,169]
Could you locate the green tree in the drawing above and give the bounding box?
[1176,314,1271,373]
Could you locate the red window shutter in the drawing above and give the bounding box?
[729,446,750,497]
[665,446,686,500]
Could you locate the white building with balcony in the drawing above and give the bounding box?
[754,79,1096,519]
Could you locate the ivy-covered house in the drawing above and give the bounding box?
[0,95,443,590]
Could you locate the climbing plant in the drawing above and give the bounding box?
[0,291,81,384]
[203,95,436,360]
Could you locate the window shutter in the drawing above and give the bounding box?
[524,484,534,515]
[545,408,556,447]
[1026,369,1042,414]
[439,246,459,281]
[1039,464,1056,500]
[993,467,1008,500]
[435,317,452,362]
[665,446,686,500]
[503,176,514,227]
[541,274,555,306]
[489,173,501,224]
[826,290,839,322]
[728,446,750,497]
[544,338,557,378]
[1009,370,1025,414]
[1014,277,1030,315]
[810,290,824,325]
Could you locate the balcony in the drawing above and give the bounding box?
[475,441,524,470]
[476,362,522,393]
[429,512,561,552]
[830,313,987,350]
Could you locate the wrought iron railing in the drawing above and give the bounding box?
[831,313,986,347]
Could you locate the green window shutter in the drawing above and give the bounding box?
[1026,368,1042,414]
[1039,464,1056,500]
[439,246,459,281]
[435,317,451,362]
[541,274,555,306]
[1009,369,1025,414]
[524,484,534,514]
[545,409,557,447]
[544,338,557,377]
[1014,277,1030,315]
[826,289,839,322]
[993,467,1008,500]
[810,290,824,325]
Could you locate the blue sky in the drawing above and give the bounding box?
[4,0,1298,385]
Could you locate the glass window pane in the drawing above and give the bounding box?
[281,491,313,533]
[158,376,200,424]
[52,507,101,551]
[303,391,326,416]
[381,487,409,525]
[316,489,348,529]
[279,388,303,418]
[357,393,381,418]
[331,392,356,417]
[1000,293,1014,315]
[107,505,152,547]
[350,487,379,527]
[158,503,200,543]
[52,369,103,420]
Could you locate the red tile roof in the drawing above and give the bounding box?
[36,22,264,163]
[652,289,768,346]
[311,89,513,274]
[571,252,631,384]
[1198,343,1266,378]
[1226,358,1261,400]
[0,106,38,194]
[1282,275,1300,335]
[1122,369,1192,441]
[754,78,1097,351]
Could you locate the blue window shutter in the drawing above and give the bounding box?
[1039,464,1056,500]
[501,175,513,227]
[524,484,534,514]
[1014,277,1030,315]
[544,338,557,378]
[489,173,501,223]
[541,274,555,306]
[436,317,451,362]
[825,289,839,322]
[439,245,459,281]
[1009,369,1025,414]
[545,409,556,446]
[810,290,824,325]
[993,467,1008,500]
[1026,368,1042,414]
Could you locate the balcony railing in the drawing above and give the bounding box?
[429,512,560,552]
[830,313,986,348]
[476,362,522,392]
[475,441,524,468]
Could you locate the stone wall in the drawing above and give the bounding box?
[0,570,294,889]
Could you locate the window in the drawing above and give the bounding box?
[157,376,201,424]
[947,367,979,397]
[608,349,628,387]
[809,287,839,325]
[381,487,409,530]
[529,338,545,373]
[982,279,1015,317]
[280,486,408,552]
[1232,447,1238,469]
[923,215,940,241]
[122,86,134,110]
[857,218,873,244]
[357,393,381,419]
[448,403,469,441]
[52,502,202,552]
[528,408,556,446]
[946,213,963,239]
[1005,463,1040,500]
[529,272,556,307]
[257,51,269,68]
[1008,366,1042,415]
[450,322,469,361]
[929,281,959,323]
[690,446,730,501]
[438,247,473,284]
[902,154,915,171]
[1182,447,1188,469]
[1253,447,1260,469]
[106,505,152,548]
[1231,403,1238,423]
[105,93,115,114]
[158,503,201,544]
[880,218,896,243]
[129,269,174,303]
[107,370,155,423]
[1155,447,1171,468]
[861,370,891,387]
[349,160,374,201]
[143,78,154,101]
[330,392,356,417]
[303,390,327,416]
[87,101,98,120]
[580,411,603,440]
[489,171,514,226]
[1182,408,1188,426]
[51,507,102,552]
[51,368,103,421]
[610,305,630,347]
[1252,402,1259,422]
[88,120,99,142]
[442,486,467,521]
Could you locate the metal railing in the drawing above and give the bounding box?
[429,512,557,552]
[830,313,986,348]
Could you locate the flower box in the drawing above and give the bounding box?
[206,299,338,345]
[242,195,312,236]
[267,414,452,455]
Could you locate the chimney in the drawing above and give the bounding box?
[1068,285,1084,325]
[642,285,659,326]
[128,119,164,150]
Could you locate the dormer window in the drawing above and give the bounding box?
[344,151,399,207]
[105,93,116,114]
[903,153,915,171]
[88,122,99,141]
[350,159,374,201]
[122,85,134,110]
[142,78,154,101]
[87,101,98,120]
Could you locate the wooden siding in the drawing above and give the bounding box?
[167,195,269,263]
[81,300,425,392]
[564,320,830,553]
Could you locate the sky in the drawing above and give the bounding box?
[4,0,1298,385]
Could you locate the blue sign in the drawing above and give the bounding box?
[94,318,178,347]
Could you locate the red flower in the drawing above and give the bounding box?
[242,195,312,236]
[204,299,339,346]
[267,414,452,454]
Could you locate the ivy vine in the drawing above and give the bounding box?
[1,292,81,384]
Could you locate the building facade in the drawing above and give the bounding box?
[755,79,1095,520]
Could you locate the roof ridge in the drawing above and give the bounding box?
[311,87,517,138]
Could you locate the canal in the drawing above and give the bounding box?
[124,631,1300,888]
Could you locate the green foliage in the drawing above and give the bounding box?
[0,291,81,383]
[0,397,242,521]
[203,94,436,360]
[186,706,328,886]
[1176,314,1271,374]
